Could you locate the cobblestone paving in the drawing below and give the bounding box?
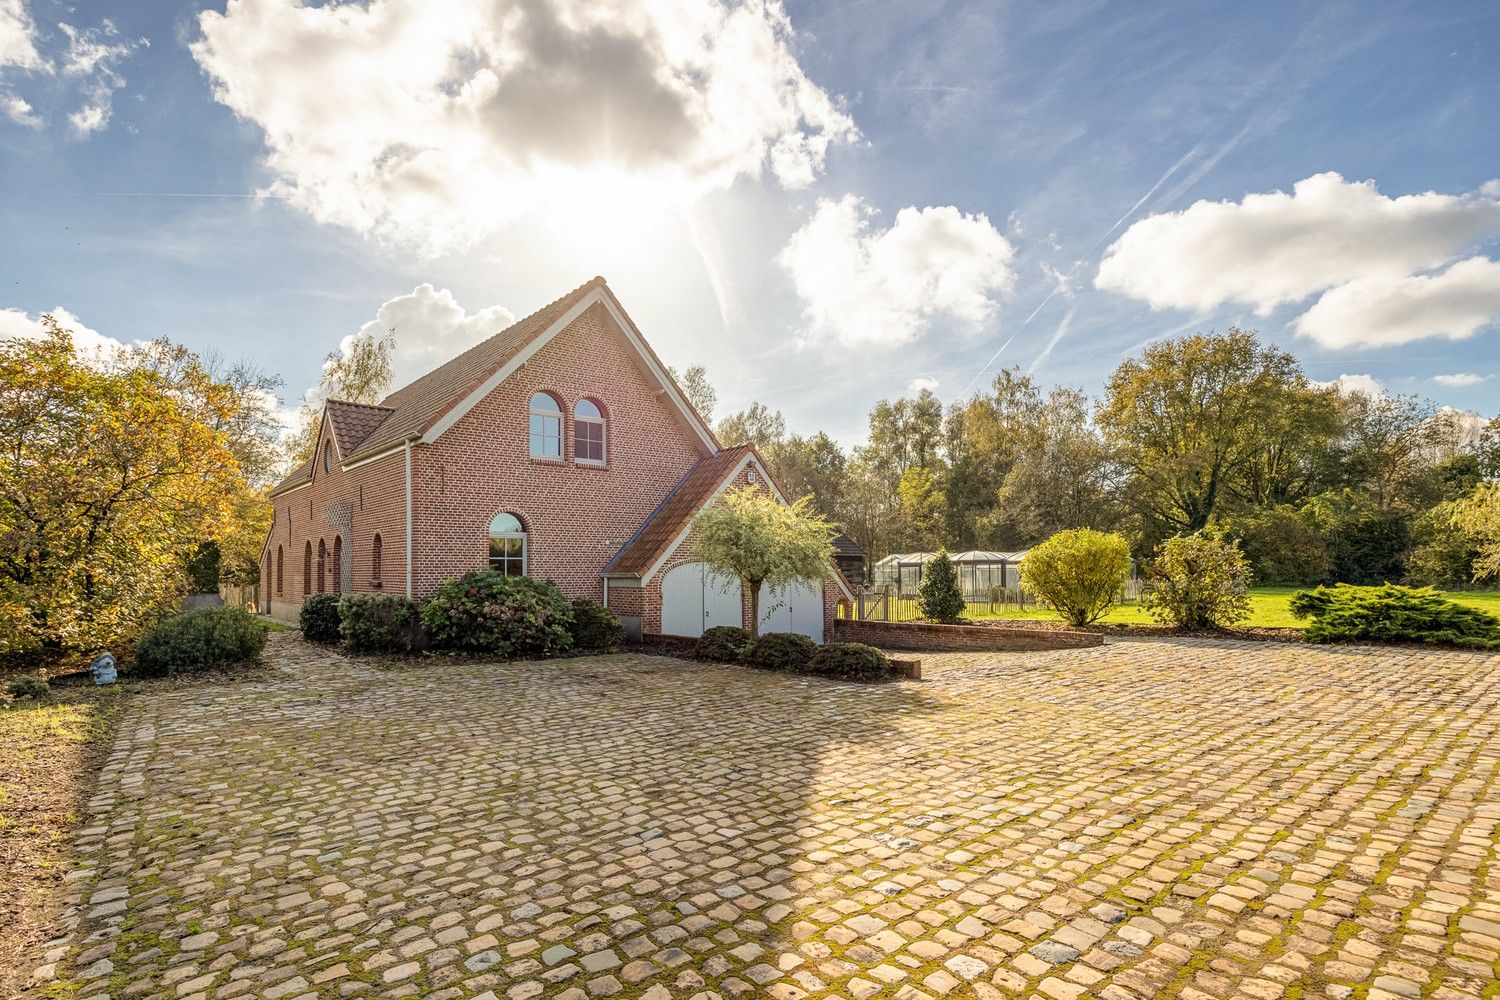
[28,633,1500,1000]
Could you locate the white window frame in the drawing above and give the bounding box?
[488,513,528,577]
[574,398,607,466]
[529,392,563,460]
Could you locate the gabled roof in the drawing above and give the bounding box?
[605,443,756,578]
[833,533,864,558]
[269,276,719,496]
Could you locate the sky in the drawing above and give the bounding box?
[1,0,1498,446]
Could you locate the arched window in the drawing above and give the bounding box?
[303,542,312,595]
[575,398,606,465]
[529,392,562,459]
[322,439,333,474]
[331,535,343,594]
[488,512,527,576]
[276,545,284,596]
[371,533,383,585]
[317,539,327,593]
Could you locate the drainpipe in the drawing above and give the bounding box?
[603,576,610,609]
[404,439,413,599]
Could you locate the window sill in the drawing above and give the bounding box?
[529,455,566,466]
[575,459,608,469]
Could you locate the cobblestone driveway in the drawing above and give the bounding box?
[31,634,1500,1000]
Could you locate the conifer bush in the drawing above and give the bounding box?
[918,550,966,624]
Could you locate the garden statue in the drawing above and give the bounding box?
[90,652,117,686]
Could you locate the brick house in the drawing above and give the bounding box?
[260,277,852,640]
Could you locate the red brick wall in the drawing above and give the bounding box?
[831,619,1102,651]
[412,301,710,600]
[262,436,409,622]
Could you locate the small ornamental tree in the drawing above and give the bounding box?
[1020,529,1132,626]
[1142,532,1252,629]
[691,486,834,637]
[918,550,965,624]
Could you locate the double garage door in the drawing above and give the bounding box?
[660,561,823,642]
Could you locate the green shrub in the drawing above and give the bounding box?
[743,632,817,671]
[419,571,574,657]
[1142,532,1252,628]
[1290,584,1500,649]
[1020,529,1133,626]
[299,593,343,644]
[133,606,268,677]
[6,673,50,700]
[339,594,421,653]
[802,642,893,682]
[918,550,965,624]
[694,625,751,662]
[569,597,625,651]
[1220,506,1332,585]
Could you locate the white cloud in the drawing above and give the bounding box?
[1432,372,1489,388]
[330,284,517,394]
[1295,256,1500,349]
[0,0,42,71]
[906,376,938,395]
[58,20,145,135]
[0,305,127,356]
[192,0,858,253]
[1313,373,1384,398]
[1096,172,1500,314]
[779,195,1015,348]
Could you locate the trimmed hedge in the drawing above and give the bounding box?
[300,593,343,644]
[743,632,816,671]
[339,594,421,653]
[133,606,268,677]
[694,625,751,662]
[420,571,574,657]
[1290,584,1500,650]
[569,597,625,652]
[802,642,893,682]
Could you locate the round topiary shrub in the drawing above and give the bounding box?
[6,673,50,700]
[694,625,750,662]
[339,594,421,653]
[569,597,625,651]
[299,593,343,644]
[1142,532,1252,629]
[1020,529,1133,626]
[743,632,817,671]
[419,570,574,657]
[133,606,269,677]
[802,642,892,681]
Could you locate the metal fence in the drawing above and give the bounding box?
[842,577,1144,622]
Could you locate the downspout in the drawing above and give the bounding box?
[603,576,610,609]
[404,440,413,599]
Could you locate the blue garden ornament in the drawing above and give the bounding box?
[90,652,117,686]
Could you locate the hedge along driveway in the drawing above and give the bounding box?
[27,632,1500,1000]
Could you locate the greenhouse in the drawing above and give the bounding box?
[870,550,1028,596]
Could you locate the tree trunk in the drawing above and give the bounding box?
[746,576,761,638]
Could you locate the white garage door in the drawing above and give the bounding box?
[661,562,743,637]
[757,579,825,642]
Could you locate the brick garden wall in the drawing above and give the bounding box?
[831,619,1101,652]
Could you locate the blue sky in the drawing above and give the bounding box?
[1,0,1497,444]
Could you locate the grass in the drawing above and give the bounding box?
[0,686,125,996]
[948,587,1500,629]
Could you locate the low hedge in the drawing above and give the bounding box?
[6,674,50,700]
[694,625,751,662]
[133,606,268,677]
[339,594,421,653]
[300,593,343,644]
[743,632,816,671]
[802,642,893,682]
[569,597,625,652]
[1290,584,1500,649]
[420,571,574,657]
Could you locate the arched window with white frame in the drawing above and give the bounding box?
[529,392,562,459]
[574,398,606,465]
[488,512,527,576]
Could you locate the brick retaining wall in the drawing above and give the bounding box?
[831,618,1101,651]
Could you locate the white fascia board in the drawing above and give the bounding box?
[594,291,720,455]
[638,452,756,585]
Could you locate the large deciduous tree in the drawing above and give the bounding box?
[1098,330,1313,542]
[0,321,245,655]
[691,486,834,637]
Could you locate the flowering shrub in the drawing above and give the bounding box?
[419,571,574,657]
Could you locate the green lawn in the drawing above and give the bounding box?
[953,586,1500,629]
